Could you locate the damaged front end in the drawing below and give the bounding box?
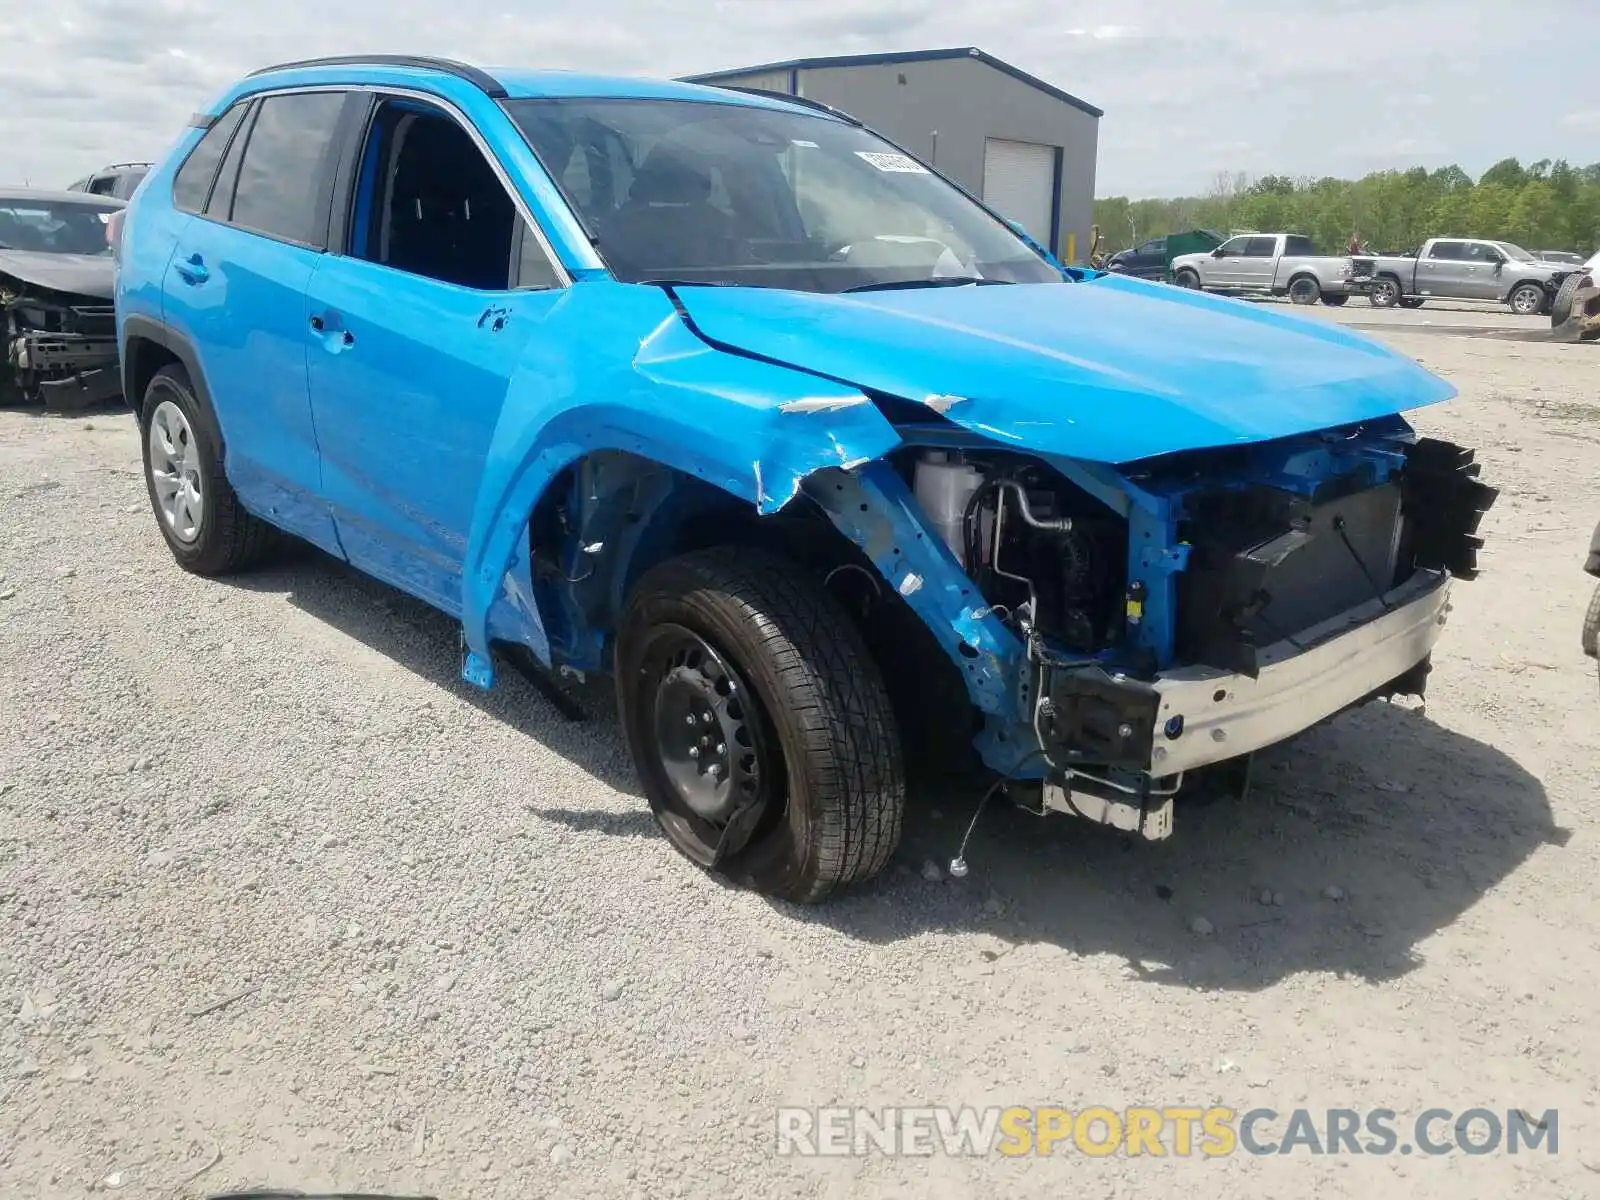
[806,421,1497,842]
[3,280,121,411]
[1551,268,1600,344]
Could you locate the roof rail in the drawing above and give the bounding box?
[246,54,507,99]
[715,86,862,126]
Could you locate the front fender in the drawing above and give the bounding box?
[458,284,903,680]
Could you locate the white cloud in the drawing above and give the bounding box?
[1,0,1596,195]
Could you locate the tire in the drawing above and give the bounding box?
[1583,584,1600,660]
[1173,269,1200,289]
[1399,297,1426,310]
[616,547,904,903]
[1287,276,1320,305]
[1321,293,1349,307]
[1507,282,1546,316]
[1369,276,1402,308]
[139,364,277,575]
[1551,274,1581,327]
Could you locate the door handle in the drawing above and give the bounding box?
[309,312,355,353]
[174,253,209,285]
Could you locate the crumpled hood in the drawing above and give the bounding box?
[0,249,116,300]
[673,274,1456,464]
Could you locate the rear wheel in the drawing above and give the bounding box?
[1287,276,1321,305]
[616,547,904,903]
[1369,276,1402,308]
[139,365,277,575]
[1507,282,1546,316]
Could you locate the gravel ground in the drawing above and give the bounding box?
[2,303,1599,1199]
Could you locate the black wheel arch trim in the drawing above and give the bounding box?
[120,316,217,423]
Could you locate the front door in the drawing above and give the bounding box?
[303,94,566,612]
[1232,235,1279,290]
[1207,236,1250,287]
[1416,240,1474,298]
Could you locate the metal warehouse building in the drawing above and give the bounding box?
[683,47,1102,264]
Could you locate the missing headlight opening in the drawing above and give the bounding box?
[2,280,121,411]
[903,433,1496,849]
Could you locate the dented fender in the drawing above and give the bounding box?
[458,284,902,681]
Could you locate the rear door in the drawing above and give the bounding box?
[162,88,356,556]
[1417,240,1471,297]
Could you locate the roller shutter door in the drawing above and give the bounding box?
[982,138,1057,247]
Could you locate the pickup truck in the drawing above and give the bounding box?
[1171,233,1354,306]
[1357,238,1575,314]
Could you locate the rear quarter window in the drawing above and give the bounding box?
[1284,235,1316,256]
[172,103,249,214]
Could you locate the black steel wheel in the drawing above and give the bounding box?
[630,622,780,864]
[617,547,904,902]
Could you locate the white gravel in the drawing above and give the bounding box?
[2,303,1599,1198]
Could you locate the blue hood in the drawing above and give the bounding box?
[673,274,1456,464]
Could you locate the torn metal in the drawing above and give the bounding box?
[2,253,120,411]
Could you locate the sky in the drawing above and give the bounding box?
[2,0,1597,199]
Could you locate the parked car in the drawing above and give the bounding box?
[1550,249,1600,343]
[1170,233,1355,305]
[1,188,124,409]
[1358,238,1574,314]
[66,162,151,201]
[116,56,1497,902]
[1535,250,1586,266]
[1105,230,1225,282]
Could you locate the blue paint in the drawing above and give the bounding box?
[117,58,1465,780]
[669,277,1456,465]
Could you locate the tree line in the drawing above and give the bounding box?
[1094,158,1600,256]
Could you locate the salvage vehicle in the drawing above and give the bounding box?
[115,57,1498,902]
[1105,229,1224,282]
[1550,249,1600,343]
[1360,238,1573,314]
[1,189,123,410]
[66,162,151,201]
[1535,250,1586,267]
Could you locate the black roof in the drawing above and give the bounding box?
[0,187,126,207]
[683,47,1102,119]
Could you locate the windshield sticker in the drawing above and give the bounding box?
[791,139,819,148]
[855,152,928,174]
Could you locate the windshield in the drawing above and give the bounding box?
[0,197,119,255]
[1493,242,1535,262]
[506,98,1062,293]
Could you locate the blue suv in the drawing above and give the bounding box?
[117,56,1495,902]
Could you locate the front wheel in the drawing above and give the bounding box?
[1508,282,1547,316]
[616,547,905,903]
[1173,270,1200,289]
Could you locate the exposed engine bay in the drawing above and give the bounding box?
[3,280,120,411]
[901,427,1497,839]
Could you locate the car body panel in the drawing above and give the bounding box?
[666,273,1456,464]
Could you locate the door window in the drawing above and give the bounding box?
[1427,241,1464,260]
[1242,236,1278,257]
[1462,242,1501,263]
[1283,235,1316,256]
[347,99,561,291]
[230,91,348,248]
[1214,237,1248,257]
[172,102,250,215]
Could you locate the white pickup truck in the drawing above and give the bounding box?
[1170,233,1354,306]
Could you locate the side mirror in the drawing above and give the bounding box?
[1211,247,1225,258]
